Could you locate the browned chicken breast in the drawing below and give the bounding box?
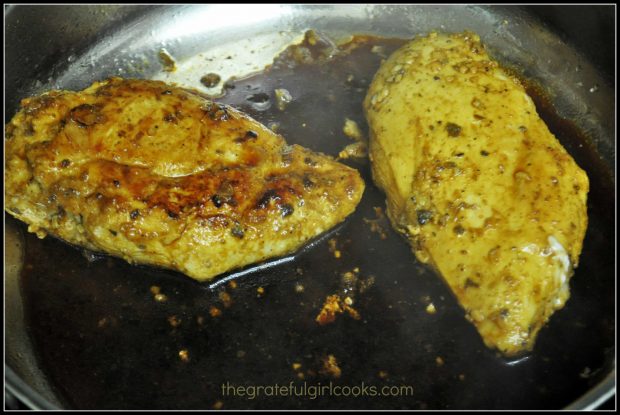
[5,78,364,281]
[364,32,589,355]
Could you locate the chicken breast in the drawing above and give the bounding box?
[5,78,364,281]
[364,32,588,355]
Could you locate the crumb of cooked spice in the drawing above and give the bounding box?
[196,315,205,325]
[339,118,368,159]
[373,206,385,219]
[315,294,361,325]
[458,374,466,381]
[341,269,358,297]
[158,48,177,72]
[343,118,364,141]
[212,401,224,410]
[236,350,246,359]
[291,362,306,380]
[316,294,341,325]
[154,293,168,302]
[426,303,437,314]
[359,275,376,294]
[178,349,189,362]
[364,206,388,240]
[209,305,222,318]
[306,29,320,46]
[328,238,342,258]
[228,280,238,290]
[150,285,161,295]
[435,356,444,366]
[378,370,389,379]
[257,286,265,296]
[294,283,305,293]
[319,354,342,379]
[338,141,368,160]
[168,315,181,328]
[200,73,221,88]
[274,88,293,111]
[219,291,232,308]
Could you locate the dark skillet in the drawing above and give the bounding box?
[4,5,615,410]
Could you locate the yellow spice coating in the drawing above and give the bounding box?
[6,78,364,281]
[364,32,588,355]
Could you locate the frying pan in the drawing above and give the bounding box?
[4,4,615,410]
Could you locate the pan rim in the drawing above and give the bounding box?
[565,370,616,410]
[3,4,615,410]
[4,365,58,410]
[4,363,615,410]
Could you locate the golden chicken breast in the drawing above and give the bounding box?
[364,32,588,355]
[5,78,364,281]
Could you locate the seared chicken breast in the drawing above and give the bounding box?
[364,32,588,355]
[6,78,364,281]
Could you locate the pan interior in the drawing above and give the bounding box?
[4,5,615,410]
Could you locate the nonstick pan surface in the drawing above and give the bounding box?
[4,5,615,410]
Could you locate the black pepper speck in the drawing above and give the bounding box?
[454,225,465,235]
[446,123,462,137]
[280,204,294,217]
[417,209,433,225]
[211,195,223,208]
[231,223,245,239]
